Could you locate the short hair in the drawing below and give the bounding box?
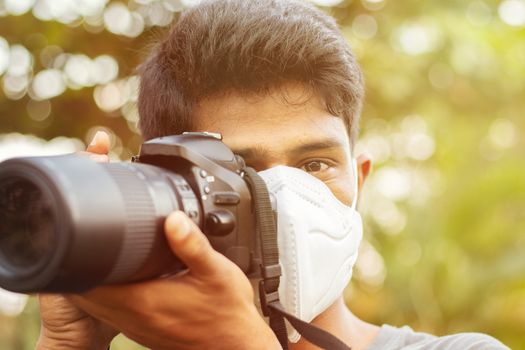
[138,0,364,147]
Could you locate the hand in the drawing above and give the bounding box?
[37,294,118,350]
[69,211,281,350]
[36,131,118,350]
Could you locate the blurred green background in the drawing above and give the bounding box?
[0,0,524,349]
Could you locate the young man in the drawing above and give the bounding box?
[37,1,508,349]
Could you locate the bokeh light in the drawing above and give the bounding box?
[428,63,455,90]
[394,22,442,55]
[32,0,108,24]
[467,0,493,26]
[181,0,202,7]
[354,241,386,290]
[498,0,525,26]
[93,75,138,113]
[26,99,51,121]
[39,45,63,68]
[3,74,29,100]
[308,0,345,6]
[488,118,517,150]
[0,289,27,317]
[352,14,378,40]
[31,69,66,100]
[4,0,35,16]
[7,45,32,77]
[0,37,9,75]
[104,2,133,36]
[0,133,84,161]
[94,81,125,112]
[93,55,120,84]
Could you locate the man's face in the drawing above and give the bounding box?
[192,83,370,206]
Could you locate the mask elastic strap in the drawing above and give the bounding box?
[350,158,359,211]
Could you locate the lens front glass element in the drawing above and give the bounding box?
[0,178,55,271]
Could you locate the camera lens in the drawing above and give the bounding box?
[0,154,201,293]
[0,178,55,271]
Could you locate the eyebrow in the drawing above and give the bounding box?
[232,138,346,161]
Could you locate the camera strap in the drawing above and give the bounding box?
[244,168,351,350]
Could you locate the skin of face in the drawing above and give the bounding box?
[193,83,371,203]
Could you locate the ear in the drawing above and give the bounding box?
[356,153,372,192]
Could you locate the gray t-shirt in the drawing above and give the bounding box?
[366,324,510,350]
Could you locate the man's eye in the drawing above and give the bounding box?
[300,161,330,173]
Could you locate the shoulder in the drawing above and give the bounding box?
[367,324,510,350]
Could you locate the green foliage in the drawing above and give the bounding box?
[0,0,523,349]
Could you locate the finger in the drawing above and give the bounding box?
[164,211,221,277]
[69,283,175,321]
[86,131,110,155]
[38,293,63,312]
[68,293,120,320]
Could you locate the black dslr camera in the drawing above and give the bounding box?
[0,133,264,293]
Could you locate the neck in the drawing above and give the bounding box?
[288,297,380,350]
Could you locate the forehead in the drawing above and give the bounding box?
[191,84,350,154]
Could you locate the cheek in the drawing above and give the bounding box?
[326,172,355,207]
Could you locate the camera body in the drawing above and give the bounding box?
[136,133,256,271]
[0,133,262,293]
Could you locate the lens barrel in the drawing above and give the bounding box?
[0,155,197,293]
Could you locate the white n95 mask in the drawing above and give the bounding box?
[258,161,363,343]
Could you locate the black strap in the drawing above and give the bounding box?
[243,168,351,350]
[269,302,351,350]
[244,167,289,349]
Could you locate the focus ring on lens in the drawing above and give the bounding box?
[102,164,158,283]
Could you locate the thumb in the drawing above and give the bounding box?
[86,131,110,155]
[164,211,221,277]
